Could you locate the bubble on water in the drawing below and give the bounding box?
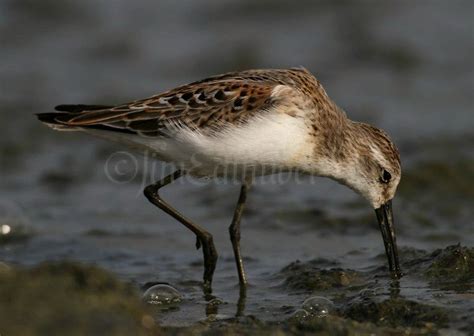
[1,224,11,234]
[142,284,182,305]
[292,308,310,320]
[0,200,32,243]
[301,296,335,318]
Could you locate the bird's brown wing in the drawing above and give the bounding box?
[38,68,320,137]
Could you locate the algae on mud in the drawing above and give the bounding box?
[344,298,449,329]
[0,261,158,336]
[281,261,362,291]
[163,315,441,336]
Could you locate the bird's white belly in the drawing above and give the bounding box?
[144,113,312,178]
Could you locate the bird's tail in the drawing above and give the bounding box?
[36,104,113,131]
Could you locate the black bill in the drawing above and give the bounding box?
[375,200,402,278]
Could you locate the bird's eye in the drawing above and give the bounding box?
[381,169,391,183]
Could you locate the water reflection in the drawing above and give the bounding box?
[204,285,247,319]
[389,279,401,299]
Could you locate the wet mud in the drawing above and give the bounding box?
[0,244,472,335]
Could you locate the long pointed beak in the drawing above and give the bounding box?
[375,200,402,278]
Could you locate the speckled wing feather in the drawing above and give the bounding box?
[40,68,324,137]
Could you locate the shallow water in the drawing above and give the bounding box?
[1,1,473,334]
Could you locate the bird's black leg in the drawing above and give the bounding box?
[236,286,247,317]
[229,178,251,286]
[144,170,218,292]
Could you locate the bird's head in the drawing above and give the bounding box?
[311,120,402,277]
[344,122,401,210]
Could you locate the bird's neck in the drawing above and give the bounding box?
[304,116,368,183]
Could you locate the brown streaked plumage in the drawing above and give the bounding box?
[37,67,403,291]
[39,68,336,136]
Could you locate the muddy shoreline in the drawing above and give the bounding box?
[1,243,472,335]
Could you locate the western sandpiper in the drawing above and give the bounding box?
[37,68,402,291]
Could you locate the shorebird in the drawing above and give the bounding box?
[37,68,402,291]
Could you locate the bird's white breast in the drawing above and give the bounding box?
[142,112,313,177]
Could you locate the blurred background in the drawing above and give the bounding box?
[0,0,473,331]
